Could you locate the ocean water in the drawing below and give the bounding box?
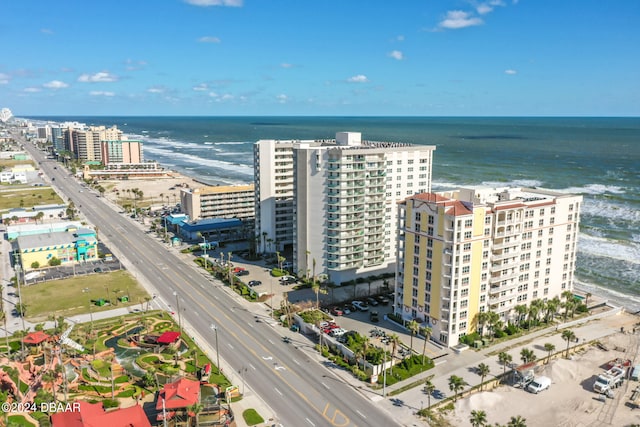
[29,116,640,310]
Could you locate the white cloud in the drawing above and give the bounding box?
[147,87,165,93]
[125,59,147,71]
[438,10,483,29]
[40,28,54,35]
[78,71,118,83]
[24,87,41,93]
[185,0,242,6]
[389,50,404,61]
[89,91,115,96]
[43,80,69,89]
[208,91,219,98]
[504,69,517,75]
[477,1,506,15]
[280,63,293,68]
[193,83,209,91]
[220,94,234,100]
[276,94,288,104]
[198,36,221,43]
[347,74,369,83]
[0,73,9,84]
[396,35,405,42]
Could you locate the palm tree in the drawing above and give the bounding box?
[520,348,536,364]
[470,410,488,427]
[487,311,500,338]
[188,402,204,427]
[562,329,576,358]
[585,292,592,309]
[507,415,527,427]
[360,337,370,371]
[514,304,527,329]
[420,326,432,364]
[498,351,513,383]
[543,343,555,364]
[14,302,27,317]
[34,211,44,224]
[388,333,400,373]
[448,375,466,402]
[544,297,560,323]
[476,311,489,336]
[0,311,8,357]
[423,377,435,409]
[407,320,419,354]
[476,363,490,391]
[312,280,320,310]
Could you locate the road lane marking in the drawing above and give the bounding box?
[262,356,273,360]
[249,364,256,370]
[268,339,274,345]
[321,382,329,389]
[306,418,315,426]
[356,410,366,419]
[293,359,300,365]
[227,343,234,349]
[274,387,283,396]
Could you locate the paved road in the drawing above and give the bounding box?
[20,138,401,427]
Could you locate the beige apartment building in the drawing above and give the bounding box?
[397,187,582,348]
[101,140,143,164]
[180,184,255,222]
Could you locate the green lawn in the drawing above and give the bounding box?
[0,187,63,210]
[20,270,151,321]
[6,415,35,426]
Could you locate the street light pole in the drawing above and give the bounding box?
[211,324,220,375]
[173,291,182,335]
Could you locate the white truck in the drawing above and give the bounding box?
[593,365,626,394]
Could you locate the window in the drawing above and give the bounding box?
[464,231,472,239]
[464,243,471,251]
[465,219,473,227]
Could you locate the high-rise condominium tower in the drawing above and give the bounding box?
[255,132,435,284]
[397,187,582,347]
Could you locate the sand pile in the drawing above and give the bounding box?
[543,358,580,383]
[457,391,504,412]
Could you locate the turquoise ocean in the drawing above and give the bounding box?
[28,116,640,310]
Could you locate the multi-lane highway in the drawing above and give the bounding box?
[21,137,400,427]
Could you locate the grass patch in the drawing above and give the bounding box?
[116,388,136,398]
[20,270,150,321]
[242,409,265,426]
[6,415,35,427]
[0,187,63,210]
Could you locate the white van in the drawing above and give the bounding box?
[526,376,551,394]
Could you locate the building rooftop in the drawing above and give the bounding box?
[180,218,243,232]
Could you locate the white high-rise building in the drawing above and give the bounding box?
[396,187,582,347]
[255,132,435,284]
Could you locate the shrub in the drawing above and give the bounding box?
[31,261,40,269]
[242,409,265,426]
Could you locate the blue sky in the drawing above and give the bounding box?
[1,0,639,116]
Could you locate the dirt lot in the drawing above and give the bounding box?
[446,332,640,427]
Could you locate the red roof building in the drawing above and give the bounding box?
[156,377,201,411]
[157,331,181,344]
[51,401,151,427]
[22,331,50,345]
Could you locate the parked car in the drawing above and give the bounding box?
[232,267,246,273]
[279,275,296,284]
[375,295,390,305]
[366,297,379,306]
[370,310,379,322]
[235,270,250,276]
[345,303,357,313]
[329,328,347,337]
[330,307,344,316]
[352,301,369,311]
[248,280,262,287]
[342,304,352,315]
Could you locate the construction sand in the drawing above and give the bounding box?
[447,332,640,427]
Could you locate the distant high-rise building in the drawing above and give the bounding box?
[101,139,143,164]
[255,132,435,284]
[64,125,122,161]
[396,187,582,347]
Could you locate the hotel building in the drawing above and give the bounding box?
[255,132,435,284]
[180,184,255,222]
[64,125,122,161]
[100,139,143,164]
[396,187,582,347]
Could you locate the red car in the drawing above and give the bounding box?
[330,307,344,316]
